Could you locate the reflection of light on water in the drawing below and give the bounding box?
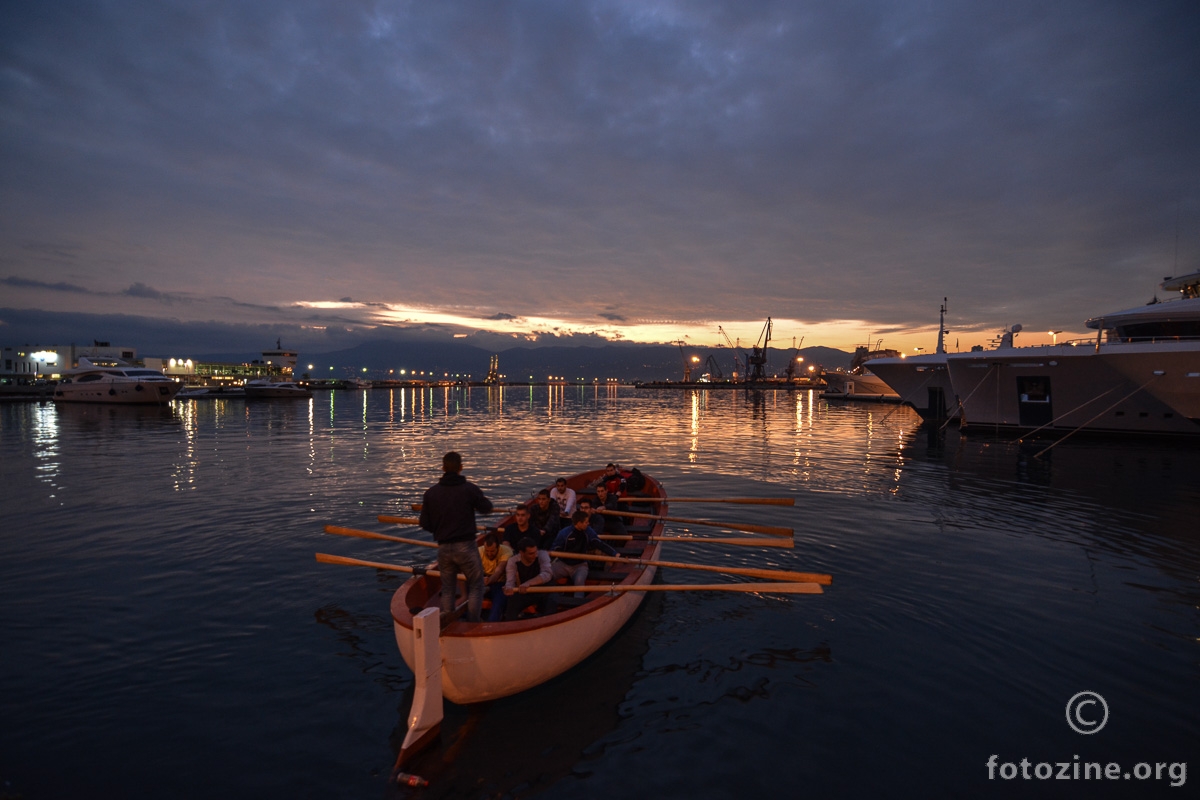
[32,403,60,497]
[689,391,700,463]
[173,399,198,491]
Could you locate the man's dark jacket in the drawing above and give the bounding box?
[420,473,493,544]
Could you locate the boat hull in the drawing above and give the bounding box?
[1099,341,1200,425]
[391,469,666,704]
[53,379,180,404]
[243,382,312,399]
[946,344,1199,435]
[821,370,900,402]
[867,355,958,420]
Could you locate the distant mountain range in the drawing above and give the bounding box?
[204,340,852,382]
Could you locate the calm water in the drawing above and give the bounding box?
[1,387,1196,799]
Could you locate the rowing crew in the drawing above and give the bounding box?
[480,507,621,621]
[420,452,636,624]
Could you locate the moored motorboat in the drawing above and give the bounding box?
[243,380,312,399]
[821,344,902,402]
[176,385,247,399]
[52,357,181,405]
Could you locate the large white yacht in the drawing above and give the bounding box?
[52,357,181,405]
[865,299,958,420]
[944,272,1200,436]
[1092,270,1200,426]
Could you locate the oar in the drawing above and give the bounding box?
[325,526,814,580]
[618,496,794,506]
[326,525,436,548]
[593,508,793,538]
[513,582,822,594]
[380,514,446,526]
[316,552,461,580]
[601,534,794,549]
[545,549,830,585]
[375,516,794,549]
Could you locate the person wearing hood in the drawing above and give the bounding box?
[419,451,493,622]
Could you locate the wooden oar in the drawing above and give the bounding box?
[593,508,793,538]
[316,552,460,579]
[375,516,794,549]
[326,525,436,548]
[325,526,814,581]
[379,515,424,526]
[619,496,794,506]
[546,549,830,585]
[600,534,794,549]
[514,582,822,594]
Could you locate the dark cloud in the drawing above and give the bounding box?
[122,282,174,301]
[486,312,518,321]
[1,1,1198,347]
[3,275,93,294]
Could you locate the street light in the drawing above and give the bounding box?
[1048,330,1062,345]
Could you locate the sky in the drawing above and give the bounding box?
[3,0,1199,358]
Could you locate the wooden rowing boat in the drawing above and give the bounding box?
[390,468,667,707]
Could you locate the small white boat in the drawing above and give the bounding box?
[243,380,312,399]
[52,358,181,405]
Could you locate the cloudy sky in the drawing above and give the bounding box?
[2,0,1198,356]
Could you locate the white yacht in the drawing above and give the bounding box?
[866,299,958,420]
[1092,270,1200,426]
[52,357,181,405]
[820,343,902,402]
[243,379,313,400]
[944,273,1200,436]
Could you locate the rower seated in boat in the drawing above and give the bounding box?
[550,510,620,597]
[592,485,628,536]
[501,505,544,553]
[503,537,555,620]
[478,532,513,622]
[549,477,577,517]
[528,489,563,544]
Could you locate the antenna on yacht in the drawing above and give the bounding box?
[936,298,948,355]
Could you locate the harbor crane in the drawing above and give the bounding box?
[746,318,772,382]
[704,355,724,382]
[716,326,744,382]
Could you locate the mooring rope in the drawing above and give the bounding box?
[1033,374,1161,459]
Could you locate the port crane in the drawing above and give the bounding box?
[746,318,772,382]
[716,326,744,382]
[704,355,724,381]
[784,335,805,382]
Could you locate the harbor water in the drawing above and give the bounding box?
[1,387,1196,798]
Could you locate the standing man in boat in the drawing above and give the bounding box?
[419,451,493,623]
